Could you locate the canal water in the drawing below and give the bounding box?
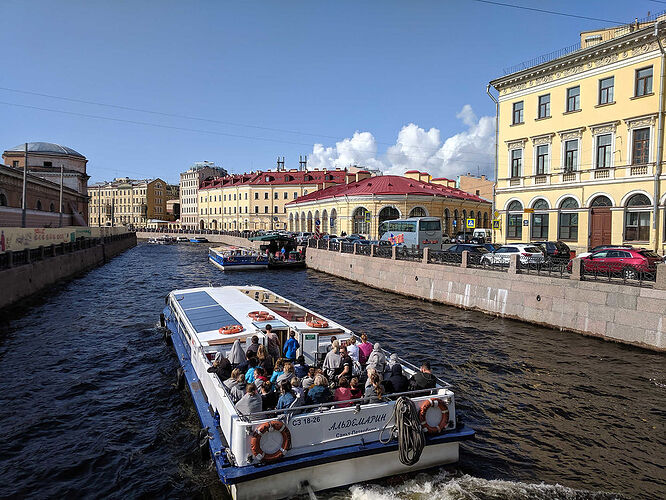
[0,243,664,500]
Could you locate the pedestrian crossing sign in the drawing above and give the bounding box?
[466,218,475,229]
[492,219,501,229]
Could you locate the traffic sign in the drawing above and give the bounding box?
[523,208,534,214]
[523,219,529,226]
[315,218,320,226]
[453,220,457,227]
[466,218,476,229]
[364,212,371,222]
[493,210,499,218]
[492,219,501,229]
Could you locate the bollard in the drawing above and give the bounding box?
[327,240,331,251]
[656,263,666,290]
[422,247,429,264]
[461,250,469,268]
[353,243,358,255]
[509,254,518,274]
[571,258,583,281]
[391,246,397,260]
[370,244,377,257]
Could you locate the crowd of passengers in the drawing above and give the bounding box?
[206,325,437,416]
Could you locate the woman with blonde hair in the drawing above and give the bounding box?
[306,374,333,404]
[257,345,274,377]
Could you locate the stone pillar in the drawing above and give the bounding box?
[509,254,518,274]
[370,244,377,257]
[656,263,666,290]
[570,258,583,281]
[422,247,429,264]
[353,243,358,255]
[39,245,45,260]
[461,250,469,268]
[327,240,331,251]
[25,248,31,264]
[6,250,13,268]
[339,242,344,253]
[51,244,57,257]
[391,246,397,260]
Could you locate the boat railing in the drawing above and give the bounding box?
[238,386,450,422]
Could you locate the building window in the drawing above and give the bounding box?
[596,134,612,168]
[409,206,427,217]
[294,192,298,199]
[274,192,279,199]
[274,206,278,213]
[510,149,522,177]
[254,193,259,200]
[264,206,268,213]
[512,101,523,124]
[599,76,614,104]
[632,128,650,165]
[12,161,19,167]
[255,206,259,213]
[558,197,579,241]
[566,86,580,112]
[564,140,578,171]
[43,161,52,167]
[244,193,248,200]
[506,200,522,240]
[635,67,653,97]
[264,193,269,199]
[625,194,651,241]
[283,192,288,199]
[535,145,549,175]
[538,94,550,118]
[352,207,370,234]
[0,193,7,206]
[530,199,549,240]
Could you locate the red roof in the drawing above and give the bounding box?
[200,169,347,189]
[287,175,489,205]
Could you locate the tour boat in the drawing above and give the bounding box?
[209,247,269,271]
[161,285,475,500]
[147,235,176,244]
[189,237,209,243]
[267,251,306,270]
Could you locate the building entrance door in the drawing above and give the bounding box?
[590,208,611,248]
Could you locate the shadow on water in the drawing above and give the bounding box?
[0,242,663,499]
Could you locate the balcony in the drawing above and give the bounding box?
[594,169,611,180]
[533,174,548,185]
[561,171,579,183]
[629,165,649,176]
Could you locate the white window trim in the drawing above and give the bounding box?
[626,123,654,166]
[532,143,551,175]
[508,148,524,178]
[592,131,616,170]
[561,138,580,171]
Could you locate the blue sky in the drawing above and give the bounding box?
[0,1,658,184]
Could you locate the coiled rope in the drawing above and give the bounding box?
[380,396,426,466]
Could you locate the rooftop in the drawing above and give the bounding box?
[200,169,348,189]
[6,142,85,158]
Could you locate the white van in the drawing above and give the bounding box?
[472,228,492,243]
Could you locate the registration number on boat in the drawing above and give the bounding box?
[291,415,320,426]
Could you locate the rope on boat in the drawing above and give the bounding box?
[380,396,425,466]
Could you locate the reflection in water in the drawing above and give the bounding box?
[0,243,663,499]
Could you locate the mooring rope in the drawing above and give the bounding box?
[380,396,426,466]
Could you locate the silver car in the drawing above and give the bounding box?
[480,244,545,265]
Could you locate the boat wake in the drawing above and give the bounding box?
[348,472,626,500]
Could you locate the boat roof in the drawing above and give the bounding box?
[169,286,350,346]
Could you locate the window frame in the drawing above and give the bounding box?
[595,133,613,169]
[510,149,522,178]
[631,127,650,165]
[512,101,524,125]
[535,144,549,175]
[563,139,579,171]
[635,66,653,97]
[598,76,614,105]
[566,86,580,112]
[538,94,550,119]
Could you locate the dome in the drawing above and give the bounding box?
[7,142,85,158]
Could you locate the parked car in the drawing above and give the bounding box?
[321,234,338,241]
[576,244,633,260]
[442,233,452,244]
[568,248,662,280]
[482,243,502,253]
[533,241,571,262]
[480,244,545,266]
[444,244,489,255]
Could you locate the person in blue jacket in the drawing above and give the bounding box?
[283,331,299,361]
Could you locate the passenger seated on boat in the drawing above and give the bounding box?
[236,383,262,415]
[327,336,337,352]
[270,359,285,384]
[364,372,384,403]
[265,325,281,361]
[230,371,247,402]
[323,340,341,380]
[291,376,305,401]
[306,374,333,405]
[283,331,299,361]
[364,367,378,392]
[409,361,437,391]
[257,345,274,377]
[253,366,269,389]
[245,357,259,383]
[383,364,409,394]
[260,381,278,411]
[333,376,353,408]
[294,355,309,378]
[246,335,260,359]
[367,343,387,376]
[276,380,296,410]
[229,339,247,369]
[207,355,232,382]
[346,336,359,362]
[358,334,373,366]
[349,377,363,399]
[302,367,316,390]
[384,353,399,378]
[336,346,353,383]
[276,362,295,384]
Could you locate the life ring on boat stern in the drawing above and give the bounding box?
[248,311,275,321]
[250,420,291,462]
[306,319,328,328]
[419,398,449,434]
[219,324,244,335]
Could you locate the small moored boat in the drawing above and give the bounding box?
[268,251,306,270]
[161,285,474,500]
[190,237,209,243]
[209,247,269,271]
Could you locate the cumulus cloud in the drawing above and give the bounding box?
[308,105,495,180]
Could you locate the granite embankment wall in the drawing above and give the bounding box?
[134,231,263,250]
[0,233,136,310]
[306,247,666,352]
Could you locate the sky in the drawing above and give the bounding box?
[0,1,660,184]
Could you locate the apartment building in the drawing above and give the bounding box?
[180,161,226,230]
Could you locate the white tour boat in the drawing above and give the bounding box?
[161,285,474,500]
[208,247,269,271]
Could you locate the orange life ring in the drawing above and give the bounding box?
[419,398,449,434]
[219,324,244,335]
[306,319,328,328]
[248,311,275,321]
[250,420,291,462]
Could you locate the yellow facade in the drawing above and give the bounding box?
[491,21,666,253]
[88,178,170,227]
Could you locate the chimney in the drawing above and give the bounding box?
[419,172,431,183]
[356,171,372,182]
[404,170,420,181]
[346,172,356,184]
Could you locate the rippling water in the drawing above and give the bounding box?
[0,243,664,499]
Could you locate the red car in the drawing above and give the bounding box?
[570,248,663,280]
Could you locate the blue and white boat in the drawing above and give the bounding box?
[161,285,475,500]
[189,236,209,243]
[209,247,269,271]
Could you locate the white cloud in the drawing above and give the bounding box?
[308,105,495,180]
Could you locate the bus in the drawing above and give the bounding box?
[378,217,442,250]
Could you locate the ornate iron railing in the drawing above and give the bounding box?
[396,247,423,262]
[427,250,462,266]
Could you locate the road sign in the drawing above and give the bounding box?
[523,208,534,214]
[492,219,501,229]
[453,220,457,227]
[523,219,529,226]
[466,218,476,229]
[315,218,320,226]
[493,210,499,218]
[364,212,371,222]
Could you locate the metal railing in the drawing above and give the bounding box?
[428,250,462,266]
[341,243,355,254]
[329,241,340,252]
[582,265,656,288]
[396,247,423,262]
[356,244,371,256]
[374,246,393,259]
[518,258,571,279]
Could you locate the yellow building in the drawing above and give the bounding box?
[198,169,348,231]
[490,16,666,253]
[286,171,490,239]
[88,177,170,227]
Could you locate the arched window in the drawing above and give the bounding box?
[0,193,7,206]
[409,206,427,218]
[462,210,467,222]
[506,200,523,240]
[352,207,370,235]
[625,194,651,241]
[294,213,300,232]
[36,200,42,211]
[444,208,451,234]
[531,200,549,240]
[329,208,337,232]
[483,212,488,228]
[307,211,313,232]
[558,198,579,241]
[590,195,612,207]
[289,213,294,232]
[454,209,459,231]
[379,206,400,225]
[322,210,328,233]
